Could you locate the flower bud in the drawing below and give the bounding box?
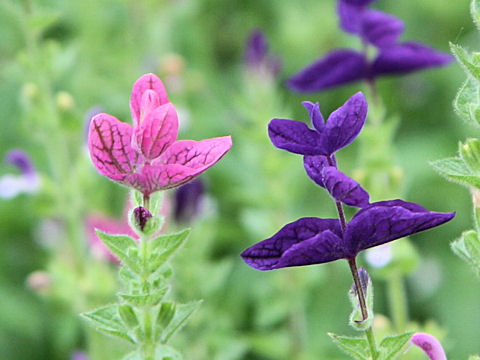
[348,267,374,330]
[26,270,52,295]
[460,138,480,175]
[134,206,152,231]
[56,91,75,111]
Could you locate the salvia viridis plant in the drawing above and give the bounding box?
[241,92,455,360]
[84,73,232,360]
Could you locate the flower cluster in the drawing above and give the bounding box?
[241,93,454,270]
[88,73,232,196]
[287,0,453,92]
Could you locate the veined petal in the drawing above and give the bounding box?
[324,92,368,154]
[361,10,404,48]
[322,166,370,207]
[268,119,325,155]
[88,113,139,181]
[130,73,169,127]
[302,101,324,131]
[344,200,455,256]
[159,136,232,169]
[303,155,332,187]
[133,103,179,160]
[241,217,343,270]
[139,89,161,124]
[372,42,454,76]
[287,50,368,93]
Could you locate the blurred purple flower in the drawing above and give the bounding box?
[411,333,447,360]
[173,178,205,223]
[241,200,454,270]
[71,351,89,360]
[244,29,282,79]
[287,0,453,92]
[0,149,40,199]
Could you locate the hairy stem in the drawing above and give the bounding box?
[347,257,368,322]
[365,327,379,360]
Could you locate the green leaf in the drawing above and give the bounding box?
[471,0,480,31]
[454,78,480,126]
[161,301,202,343]
[119,286,169,307]
[156,302,176,330]
[378,332,413,360]
[81,305,134,344]
[122,351,141,360]
[430,157,480,189]
[468,355,480,360]
[96,230,140,273]
[451,43,480,81]
[451,230,480,278]
[26,11,60,36]
[118,304,139,329]
[150,229,190,271]
[328,333,370,360]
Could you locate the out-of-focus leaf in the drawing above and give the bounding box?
[452,230,480,278]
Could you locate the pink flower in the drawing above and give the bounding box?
[88,73,232,195]
[411,333,447,360]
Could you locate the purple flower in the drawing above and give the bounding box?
[0,149,40,199]
[410,333,447,360]
[287,1,453,93]
[244,29,282,79]
[241,200,454,270]
[71,351,89,360]
[173,178,205,223]
[269,92,367,156]
[134,206,153,231]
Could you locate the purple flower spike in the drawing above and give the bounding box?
[0,149,40,199]
[245,30,268,68]
[269,92,367,156]
[244,29,282,78]
[174,178,205,223]
[242,200,454,271]
[411,333,447,360]
[287,49,368,93]
[341,0,378,6]
[373,42,454,76]
[5,149,36,177]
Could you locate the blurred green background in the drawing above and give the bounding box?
[0,0,478,359]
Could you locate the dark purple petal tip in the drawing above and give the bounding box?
[373,42,454,76]
[344,200,455,256]
[302,101,324,131]
[303,155,332,187]
[287,50,368,93]
[241,217,343,270]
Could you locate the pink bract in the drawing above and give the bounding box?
[88,73,232,195]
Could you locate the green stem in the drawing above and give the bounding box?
[365,327,379,360]
[139,232,155,360]
[387,271,408,332]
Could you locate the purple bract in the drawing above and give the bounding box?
[241,200,454,270]
[287,0,453,92]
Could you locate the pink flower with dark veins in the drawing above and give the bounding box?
[88,73,232,195]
